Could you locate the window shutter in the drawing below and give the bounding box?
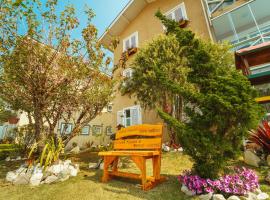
[117,110,124,126]
[131,106,142,125]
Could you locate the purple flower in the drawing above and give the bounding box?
[178,167,259,196]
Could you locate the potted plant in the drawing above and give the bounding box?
[179,18,189,28]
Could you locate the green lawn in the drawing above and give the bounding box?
[0,151,269,200]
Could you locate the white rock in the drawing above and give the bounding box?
[70,146,80,154]
[13,173,31,185]
[163,146,170,152]
[16,166,27,174]
[89,162,98,169]
[212,194,226,200]
[44,175,58,184]
[99,163,104,170]
[257,193,269,200]
[199,192,213,200]
[255,188,262,195]
[16,156,21,161]
[178,147,183,152]
[246,192,258,200]
[58,170,69,182]
[74,164,80,172]
[227,195,241,200]
[5,157,10,161]
[181,185,195,196]
[244,150,261,167]
[64,160,72,166]
[6,171,18,182]
[29,172,43,186]
[47,164,62,175]
[68,165,78,177]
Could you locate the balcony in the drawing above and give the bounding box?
[211,0,270,51]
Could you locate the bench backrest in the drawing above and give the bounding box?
[114,124,163,151]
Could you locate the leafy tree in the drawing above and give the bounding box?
[122,11,263,178]
[0,0,113,146]
[121,34,196,144]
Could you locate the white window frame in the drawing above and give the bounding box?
[165,3,188,22]
[117,105,142,127]
[123,31,139,52]
[92,125,103,136]
[60,123,73,135]
[81,125,90,135]
[106,126,113,136]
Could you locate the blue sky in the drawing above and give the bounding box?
[54,0,130,38]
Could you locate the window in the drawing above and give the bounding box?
[165,3,188,22]
[117,105,142,127]
[123,32,138,52]
[107,104,113,112]
[106,126,113,136]
[122,68,133,78]
[81,125,90,135]
[60,123,73,135]
[92,125,103,136]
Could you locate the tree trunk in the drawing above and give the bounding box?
[33,106,43,153]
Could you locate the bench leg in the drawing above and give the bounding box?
[153,155,161,180]
[102,156,116,183]
[112,157,119,173]
[131,156,147,190]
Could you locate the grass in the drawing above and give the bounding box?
[0,151,269,200]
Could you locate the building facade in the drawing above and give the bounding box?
[204,0,270,120]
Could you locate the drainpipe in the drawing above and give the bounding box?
[201,0,214,41]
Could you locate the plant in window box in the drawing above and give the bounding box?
[178,18,189,28]
[120,47,138,62]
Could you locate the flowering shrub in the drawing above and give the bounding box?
[178,167,259,196]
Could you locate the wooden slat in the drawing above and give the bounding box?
[98,150,160,156]
[113,138,162,150]
[108,171,155,182]
[116,124,163,139]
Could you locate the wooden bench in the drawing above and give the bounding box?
[98,124,166,190]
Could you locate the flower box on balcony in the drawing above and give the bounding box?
[179,19,189,28]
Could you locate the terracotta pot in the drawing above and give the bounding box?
[8,116,19,124]
[179,19,189,28]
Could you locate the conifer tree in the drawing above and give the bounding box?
[122,11,263,178]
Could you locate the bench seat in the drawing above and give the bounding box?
[99,150,160,157]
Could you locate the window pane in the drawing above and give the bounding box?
[125,40,130,50]
[130,35,136,48]
[250,0,270,35]
[61,123,72,134]
[212,14,236,42]
[175,7,183,21]
[125,109,131,118]
[126,118,131,127]
[82,126,90,135]
[230,5,258,43]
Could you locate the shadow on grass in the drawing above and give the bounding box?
[84,169,195,200]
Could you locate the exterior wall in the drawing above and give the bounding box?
[107,0,210,142]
